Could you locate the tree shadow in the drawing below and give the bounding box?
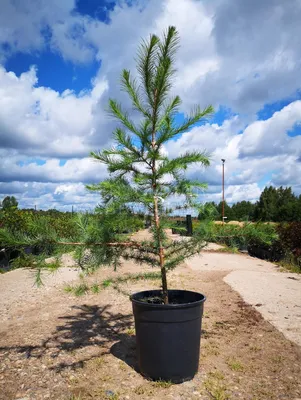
[110,335,138,372]
[0,304,137,372]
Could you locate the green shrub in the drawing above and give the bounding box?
[0,209,28,233]
[277,222,301,269]
[195,221,288,262]
[10,253,36,269]
[196,222,279,251]
[171,220,187,235]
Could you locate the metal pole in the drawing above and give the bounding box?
[221,159,225,223]
[186,214,193,236]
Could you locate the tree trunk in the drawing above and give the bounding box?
[151,88,168,304]
[153,195,168,304]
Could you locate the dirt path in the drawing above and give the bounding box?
[0,243,301,399]
[186,252,301,346]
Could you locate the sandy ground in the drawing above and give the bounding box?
[1,239,300,345]
[1,259,301,400]
[0,233,301,399]
[0,254,79,323]
[186,252,301,346]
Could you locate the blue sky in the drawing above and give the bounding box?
[5,51,100,94]
[0,0,301,210]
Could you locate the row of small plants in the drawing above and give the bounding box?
[196,222,278,251]
[0,208,145,241]
[193,221,301,270]
[0,209,79,238]
[0,208,144,273]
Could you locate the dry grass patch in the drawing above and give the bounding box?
[202,371,230,400]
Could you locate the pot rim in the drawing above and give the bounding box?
[130,289,206,309]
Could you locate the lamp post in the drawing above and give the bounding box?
[221,159,225,224]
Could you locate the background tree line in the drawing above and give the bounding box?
[198,186,301,222]
[1,185,301,223]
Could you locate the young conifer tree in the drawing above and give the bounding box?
[88,26,214,304]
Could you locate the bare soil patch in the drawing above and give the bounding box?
[1,258,301,400]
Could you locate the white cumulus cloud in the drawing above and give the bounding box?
[1,0,301,208]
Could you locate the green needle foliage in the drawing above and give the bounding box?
[88,26,214,304]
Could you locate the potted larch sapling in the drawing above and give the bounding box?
[88,26,214,383]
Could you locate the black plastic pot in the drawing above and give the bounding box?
[131,289,206,383]
[248,244,284,262]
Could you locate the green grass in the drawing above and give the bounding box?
[44,258,61,272]
[208,370,225,381]
[124,327,135,336]
[203,341,220,356]
[91,283,100,293]
[151,379,173,388]
[102,279,112,288]
[226,358,244,372]
[278,254,301,274]
[217,246,239,254]
[203,373,230,400]
[134,385,154,395]
[64,284,73,293]
[64,282,89,296]
[73,283,89,296]
[79,271,86,279]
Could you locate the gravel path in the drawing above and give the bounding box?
[186,252,301,346]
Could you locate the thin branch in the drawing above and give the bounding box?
[58,241,142,247]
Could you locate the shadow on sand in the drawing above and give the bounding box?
[0,304,138,372]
